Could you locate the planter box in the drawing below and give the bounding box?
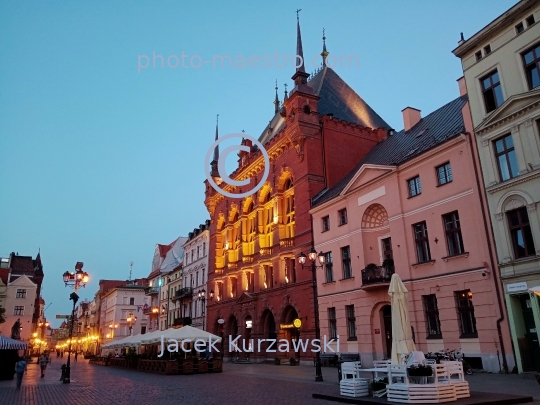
[373,388,387,397]
[407,367,433,377]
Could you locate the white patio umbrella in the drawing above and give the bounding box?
[162,326,222,343]
[139,329,169,345]
[388,273,416,364]
[141,325,222,344]
[529,286,540,297]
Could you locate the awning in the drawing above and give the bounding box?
[0,335,28,350]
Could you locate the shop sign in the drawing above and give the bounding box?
[280,318,302,329]
[507,282,528,293]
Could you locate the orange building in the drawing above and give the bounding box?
[204,19,390,362]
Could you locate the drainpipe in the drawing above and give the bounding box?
[466,130,509,373]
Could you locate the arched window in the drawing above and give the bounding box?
[284,179,295,238]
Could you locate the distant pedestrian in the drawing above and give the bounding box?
[61,351,64,358]
[56,350,60,358]
[38,353,48,378]
[14,357,27,389]
[74,352,78,362]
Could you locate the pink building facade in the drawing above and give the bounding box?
[310,84,514,372]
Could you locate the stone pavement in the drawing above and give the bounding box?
[0,359,539,405]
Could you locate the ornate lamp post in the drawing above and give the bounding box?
[298,247,325,382]
[197,289,207,330]
[64,291,79,384]
[127,312,137,335]
[62,262,90,293]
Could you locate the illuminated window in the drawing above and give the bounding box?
[455,290,477,338]
[284,179,295,238]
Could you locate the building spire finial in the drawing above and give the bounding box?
[291,10,312,93]
[273,79,280,114]
[321,27,329,66]
[210,114,220,178]
[284,83,288,101]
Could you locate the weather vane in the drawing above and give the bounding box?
[296,9,302,20]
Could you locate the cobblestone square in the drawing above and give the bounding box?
[1,359,540,405]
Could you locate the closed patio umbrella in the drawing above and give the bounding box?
[388,273,416,364]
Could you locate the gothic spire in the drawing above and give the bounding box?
[210,114,220,178]
[321,27,329,66]
[273,79,280,114]
[284,83,288,102]
[295,9,306,74]
[291,10,312,93]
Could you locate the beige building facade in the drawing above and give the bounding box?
[454,0,540,372]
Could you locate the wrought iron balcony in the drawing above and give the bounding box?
[174,287,193,300]
[143,306,159,315]
[145,286,159,296]
[173,317,192,326]
[361,265,395,287]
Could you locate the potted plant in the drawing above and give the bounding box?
[371,377,388,397]
[365,263,378,271]
[407,363,433,377]
[382,258,394,269]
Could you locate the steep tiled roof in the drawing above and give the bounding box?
[312,95,468,207]
[259,67,390,144]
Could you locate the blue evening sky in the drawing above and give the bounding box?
[0,0,515,326]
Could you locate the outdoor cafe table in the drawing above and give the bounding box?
[357,367,390,380]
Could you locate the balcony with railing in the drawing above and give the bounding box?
[260,247,273,256]
[143,306,159,315]
[173,317,192,326]
[174,287,193,300]
[279,238,294,248]
[145,286,159,296]
[361,265,395,289]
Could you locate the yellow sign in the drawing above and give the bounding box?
[280,318,302,329]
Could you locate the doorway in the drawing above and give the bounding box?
[518,295,540,372]
[382,305,392,359]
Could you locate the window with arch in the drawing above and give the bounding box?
[263,192,274,247]
[283,178,295,238]
[507,206,535,258]
[246,201,256,255]
[231,211,241,262]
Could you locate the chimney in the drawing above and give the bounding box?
[457,76,467,96]
[402,107,421,131]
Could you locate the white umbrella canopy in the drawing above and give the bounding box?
[529,286,540,297]
[388,273,416,364]
[164,326,222,342]
[141,325,222,344]
[138,329,167,345]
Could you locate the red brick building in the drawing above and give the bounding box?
[204,20,390,362]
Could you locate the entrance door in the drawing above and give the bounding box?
[382,305,392,359]
[519,295,540,372]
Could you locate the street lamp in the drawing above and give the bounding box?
[64,291,79,384]
[127,312,137,335]
[298,247,325,382]
[62,262,90,292]
[197,289,206,330]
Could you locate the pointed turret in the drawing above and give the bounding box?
[321,28,329,66]
[291,10,312,94]
[210,114,220,178]
[284,83,288,102]
[273,80,280,114]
